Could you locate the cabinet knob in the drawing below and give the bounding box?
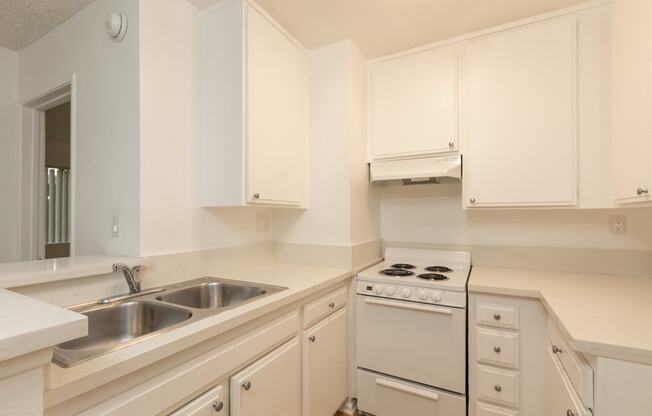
[493,313,501,321]
[566,410,578,416]
[552,344,562,354]
[212,401,224,412]
[493,346,502,353]
[448,141,455,148]
[241,380,252,390]
[252,193,260,199]
[494,385,502,393]
[469,197,476,204]
[309,335,316,343]
[637,187,649,196]
[328,302,335,309]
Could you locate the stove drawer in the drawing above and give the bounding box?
[356,295,466,393]
[477,327,520,369]
[357,369,466,416]
[477,365,520,408]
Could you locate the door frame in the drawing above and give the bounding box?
[20,76,76,260]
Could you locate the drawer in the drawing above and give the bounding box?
[357,369,466,416]
[477,328,519,369]
[476,402,519,416]
[547,319,593,408]
[303,287,347,328]
[477,365,520,408]
[477,302,519,329]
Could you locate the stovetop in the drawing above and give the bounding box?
[358,247,471,292]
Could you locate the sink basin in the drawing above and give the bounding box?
[156,281,272,309]
[53,301,192,367]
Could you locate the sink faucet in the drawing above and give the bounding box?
[112,263,144,294]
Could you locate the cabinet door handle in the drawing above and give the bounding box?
[552,344,562,354]
[212,401,224,412]
[637,187,649,196]
[493,346,502,353]
[252,193,260,199]
[448,141,455,148]
[308,335,316,343]
[566,410,578,416]
[241,380,252,390]
[328,302,336,309]
[469,197,476,204]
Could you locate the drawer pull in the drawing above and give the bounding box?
[494,385,502,393]
[552,344,562,354]
[566,410,578,416]
[308,335,316,343]
[364,298,453,315]
[212,401,224,412]
[493,346,502,353]
[375,378,439,401]
[328,302,336,309]
[493,313,502,321]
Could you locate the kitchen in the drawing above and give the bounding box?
[0,0,651,415]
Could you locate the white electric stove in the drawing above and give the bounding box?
[356,247,471,416]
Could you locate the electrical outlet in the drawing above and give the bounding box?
[609,215,626,235]
[256,212,271,233]
[112,215,120,238]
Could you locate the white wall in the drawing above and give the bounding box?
[0,46,19,262]
[138,0,272,256]
[381,183,652,250]
[18,0,140,257]
[274,40,380,246]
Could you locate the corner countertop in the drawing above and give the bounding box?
[0,256,148,289]
[44,259,379,407]
[0,289,87,362]
[469,267,652,365]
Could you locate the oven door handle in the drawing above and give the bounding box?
[363,297,453,315]
[375,377,440,401]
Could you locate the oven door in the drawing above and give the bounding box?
[356,295,466,394]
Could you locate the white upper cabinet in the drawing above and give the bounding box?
[369,44,459,160]
[201,0,307,207]
[611,0,652,204]
[461,17,578,208]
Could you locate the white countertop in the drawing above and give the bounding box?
[469,267,652,364]
[0,289,87,362]
[44,259,378,406]
[0,256,147,289]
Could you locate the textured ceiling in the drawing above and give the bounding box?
[0,0,95,51]
[189,0,589,58]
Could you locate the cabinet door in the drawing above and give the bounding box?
[611,0,652,203]
[370,44,458,160]
[304,308,348,416]
[246,5,306,206]
[545,348,590,416]
[231,338,301,416]
[461,18,577,207]
[168,385,226,416]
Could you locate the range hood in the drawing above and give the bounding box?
[369,155,462,185]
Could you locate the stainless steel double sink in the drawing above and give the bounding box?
[53,277,287,367]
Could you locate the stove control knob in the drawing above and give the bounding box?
[401,288,411,298]
[374,284,384,295]
[431,290,444,302]
[418,289,428,300]
[385,285,396,296]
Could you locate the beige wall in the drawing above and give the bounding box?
[138,0,273,256]
[0,46,19,262]
[274,40,380,246]
[381,183,652,250]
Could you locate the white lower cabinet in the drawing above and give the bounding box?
[545,349,590,416]
[168,385,227,416]
[230,338,301,416]
[303,307,348,416]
